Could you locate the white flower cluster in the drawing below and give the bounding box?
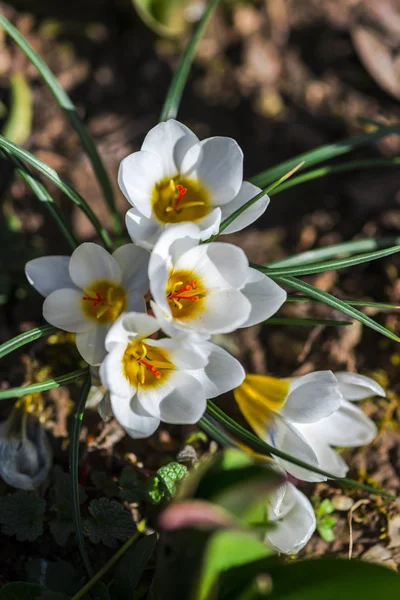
[26,120,286,438]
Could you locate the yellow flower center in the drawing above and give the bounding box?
[152,176,210,224]
[81,280,126,323]
[122,341,175,388]
[166,270,206,320]
[234,374,290,437]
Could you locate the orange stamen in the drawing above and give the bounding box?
[174,184,187,209]
[82,291,105,307]
[169,280,199,301]
[138,358,161,378]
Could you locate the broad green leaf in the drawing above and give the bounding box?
[112,533,157,599]
[266,558,400,599]
[0,583,43,600]
[0,491,45,542]
[160,0,221,121]
[250,122,400,188]
[0,324,57,360]
[83,498,136,547]
[0,13,121,236]
[0,135,113,251]
[0,367,88,400]
[271,275,400,343]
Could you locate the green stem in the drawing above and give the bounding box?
[0,324,58,359]
[69,375,94,580]
[159,0,221,121]
[71,529,142,600]
[0,13,122,237]
[0,368,88,400]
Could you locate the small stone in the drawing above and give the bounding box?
[332,496,354,511]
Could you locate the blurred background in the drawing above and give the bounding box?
[0,0,400,575]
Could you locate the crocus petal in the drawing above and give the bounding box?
[25,256,74,297]
[295,423,349,478]
[190,342,245,398]
[43,289,91,332]
[240,269,287,327]
[69,243,122,289]
[282,371,342,424]
[112,244,149,295]
[269,416,325,483]
[141,119,199,177]
[150,301,198,339]
[185,289,251,334]
[181,137,243,205]
[100,343,135,399]
[334,372,386,401]
[126,292,146,314]
[197,207,222,241]
[158,372,207,424]
[75,324,109,366]
[220,182,269,235]
[105,313,160,351]
[125,207,163,251]
[146,338,209,370]
[149,222,200,279]
[110,394,160,439]
[265,483,316,554]
[118,150,164,218]
[310,399,377,447]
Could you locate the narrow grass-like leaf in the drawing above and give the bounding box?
[268,157,400,197]
[264,317,352,326]
[270,275,400,342]
[159,0,221,121]
[0,135,113,251]
[0,368,88,400]
[255,244,400,277]
[0,324,57,359]
[69,375,94,580]
[250,122,400,188]
[2,72,32,145]
[2,150,78,250]
[0,13,122,236]
[269,236,400,268]
[286,295,400,310]
[205,402,395,500]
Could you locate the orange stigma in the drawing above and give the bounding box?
[138,358,161,379]
[82,291,106,307]
[168,280,199,302]
[174,184,187,209]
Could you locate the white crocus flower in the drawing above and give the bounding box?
[119,119,269,250]
[148,223,286,338]
[266,479,316,554]
[25,243,149,366]
[234,371,384,482]
[99,312,245,438]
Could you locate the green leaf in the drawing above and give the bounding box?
[83,498,136,547]
[2,72,32,145]
[118,466,146,502]
[250,122,400,189]
[266,557,400,599]
[0,490,45,541]
[159,0,221,121]
[0,583,43,600]
[195,530,273,600]
[0,135,113,251]
[317,516,336,542]
[91,470,120,498]
[271,275,400,343]
[0,367,88,400]
[112,533,157,599]
[0,12,122,237]
[264,317,353,327]
[317,499,335,518]
[25,560,82,596]
[49,519,75,547]
[256,244,400,277]
[0,324,57,360]
[286,295,400,311]
[157,462,188,497]
[132,0,188,37]
[49,467,86,546]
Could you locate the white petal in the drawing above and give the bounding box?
[75,324,109,366]
[185,289,251,334]
[100,343,134,399]
[265,483,316,554]
[43,289,91,332]
[295,423,349,478]
[269,416,325,483]
[69,243,121,289]
[112,244,149,295]
[146,338,209,370]
[220,182,269,234]
[98,393,113,422]
[159,372,207,424]
[197,208,222,241]
[311,399,377,447]
[190,342,245,398]
[181,137,243,205]
[150,300,198,339]
[118,150,164,218]
[25,256,74,297]
[335,372,386,401]
[240,269,287,327]
[125,208,163,251]
[282,371,342,424]
[105,313,160,351]
[141,119,199,177]
[126,292,146,313]
[110,394,160,439]
[149,222,200,279]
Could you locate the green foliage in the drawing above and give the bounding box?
[118,466,146,502]
[0,490,45,542]
[25,560,81,597]
[83,498,137,547]
[112,533,158,599]
[48,467,86,546]
[314,499,336,543]
[0,583,43,599]
[147,461,188,504]
[91,470,120,498]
